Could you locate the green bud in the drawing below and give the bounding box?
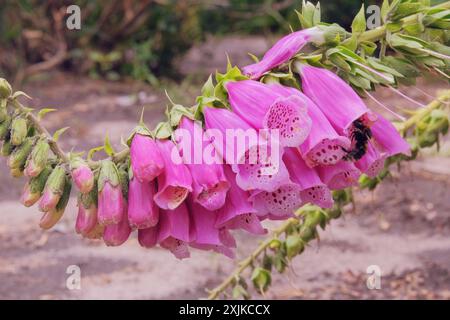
[273,251,287,274]
[25,139,50,177]
[262,254,273,272]
[29,166,52,195]
[269,239,282,250]
[321,24,348,45]
[251,267,271,294]
[55,177,72,212]
[0,106,8,122]
[286,235,304,259]
[11,117,28,146]
[299,225,316,242]
[232,285,251,300]
[8,138,33,170]
[45,166,66,195]
[0,78,12,99]
[0,114,11,140]
[1,139,14,156]
[10,167,24,178]
[98,160,120,191]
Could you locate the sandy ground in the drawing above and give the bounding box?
[0,37,449,300]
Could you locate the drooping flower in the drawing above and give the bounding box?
[283,148,333,208]
[226,80,311,148]
[269,84,351,166]
[70,157,94,194]
[250,183,303,220]
[157,203,192,259]
[128,176,159,229]
[242,26,343,79]
[175,117,229,210]
[24,139,49,178]
[355,142,388,178]
[38,166,66,212]
[317,161,361,190]
[40,178,71,230]
[130,130,164,182]
[75,189,98,236]
[21,166,51,207]
[103,201,132,247]
[297,64,377,136]
[215,166,267,235]
[138,226,158,248]
[204,107,289,193]
[188,199,223,247]
[97,160,125,226]
[154,139,192,210]
[371,113,411,157]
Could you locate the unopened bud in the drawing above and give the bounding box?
[20,167,50,207]
[98,160,124,226]
[10,117,28,146]
[8,138,33,170]
[0,107,8,122]
[24,139,49,177]
[70,157,94,194]
[38,166,66,212]
[40,177,71,230]
[1,139,14,156]
[76,189,98,236]
[285,235,304,259]
[251,267,271,294]
[0,114,11,140]
[0,78,12,99]
[10,167,24,178]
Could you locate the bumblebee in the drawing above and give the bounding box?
[342,119,372,161]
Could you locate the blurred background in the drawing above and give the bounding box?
[0,0,449,300]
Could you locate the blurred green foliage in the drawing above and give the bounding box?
[0,0,446,83]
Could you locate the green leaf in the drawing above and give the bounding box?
[341,34,358,52]
[381,0,390,22]
[201,75,215,98]
[87,146,105,161]
[153,121,172,139]
[52,127,69,142]
[104,134,115,156]
[352,4,366,34]
[37,108,57,120]
[12,91,32,100]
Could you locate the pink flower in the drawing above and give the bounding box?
[71,165,94,194]
[97,161,125,226]
[75,195,98,236]
[188,200,222,246]
[20,183,41,207]
[250,183,303,220]
[317,161,361,190]
[103,202,131,246]
[138,226,158,248]
[215,166,267,235]
[204,107,290,192]
[130,132,164,182]
[270,84,351,166]
[176,117,229,210]
[242,28,319,79]
[355,142,388,178]
[226,80,311,147]
[298,64,377,136]
[128,177,159,229]
[157,203,192,259]
[283,148,333,208]
[371,114,411,157]
[154,139,192,210]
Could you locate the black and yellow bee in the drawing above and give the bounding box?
[342,119,372,161]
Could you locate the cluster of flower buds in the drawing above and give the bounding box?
[0,78,74,230]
